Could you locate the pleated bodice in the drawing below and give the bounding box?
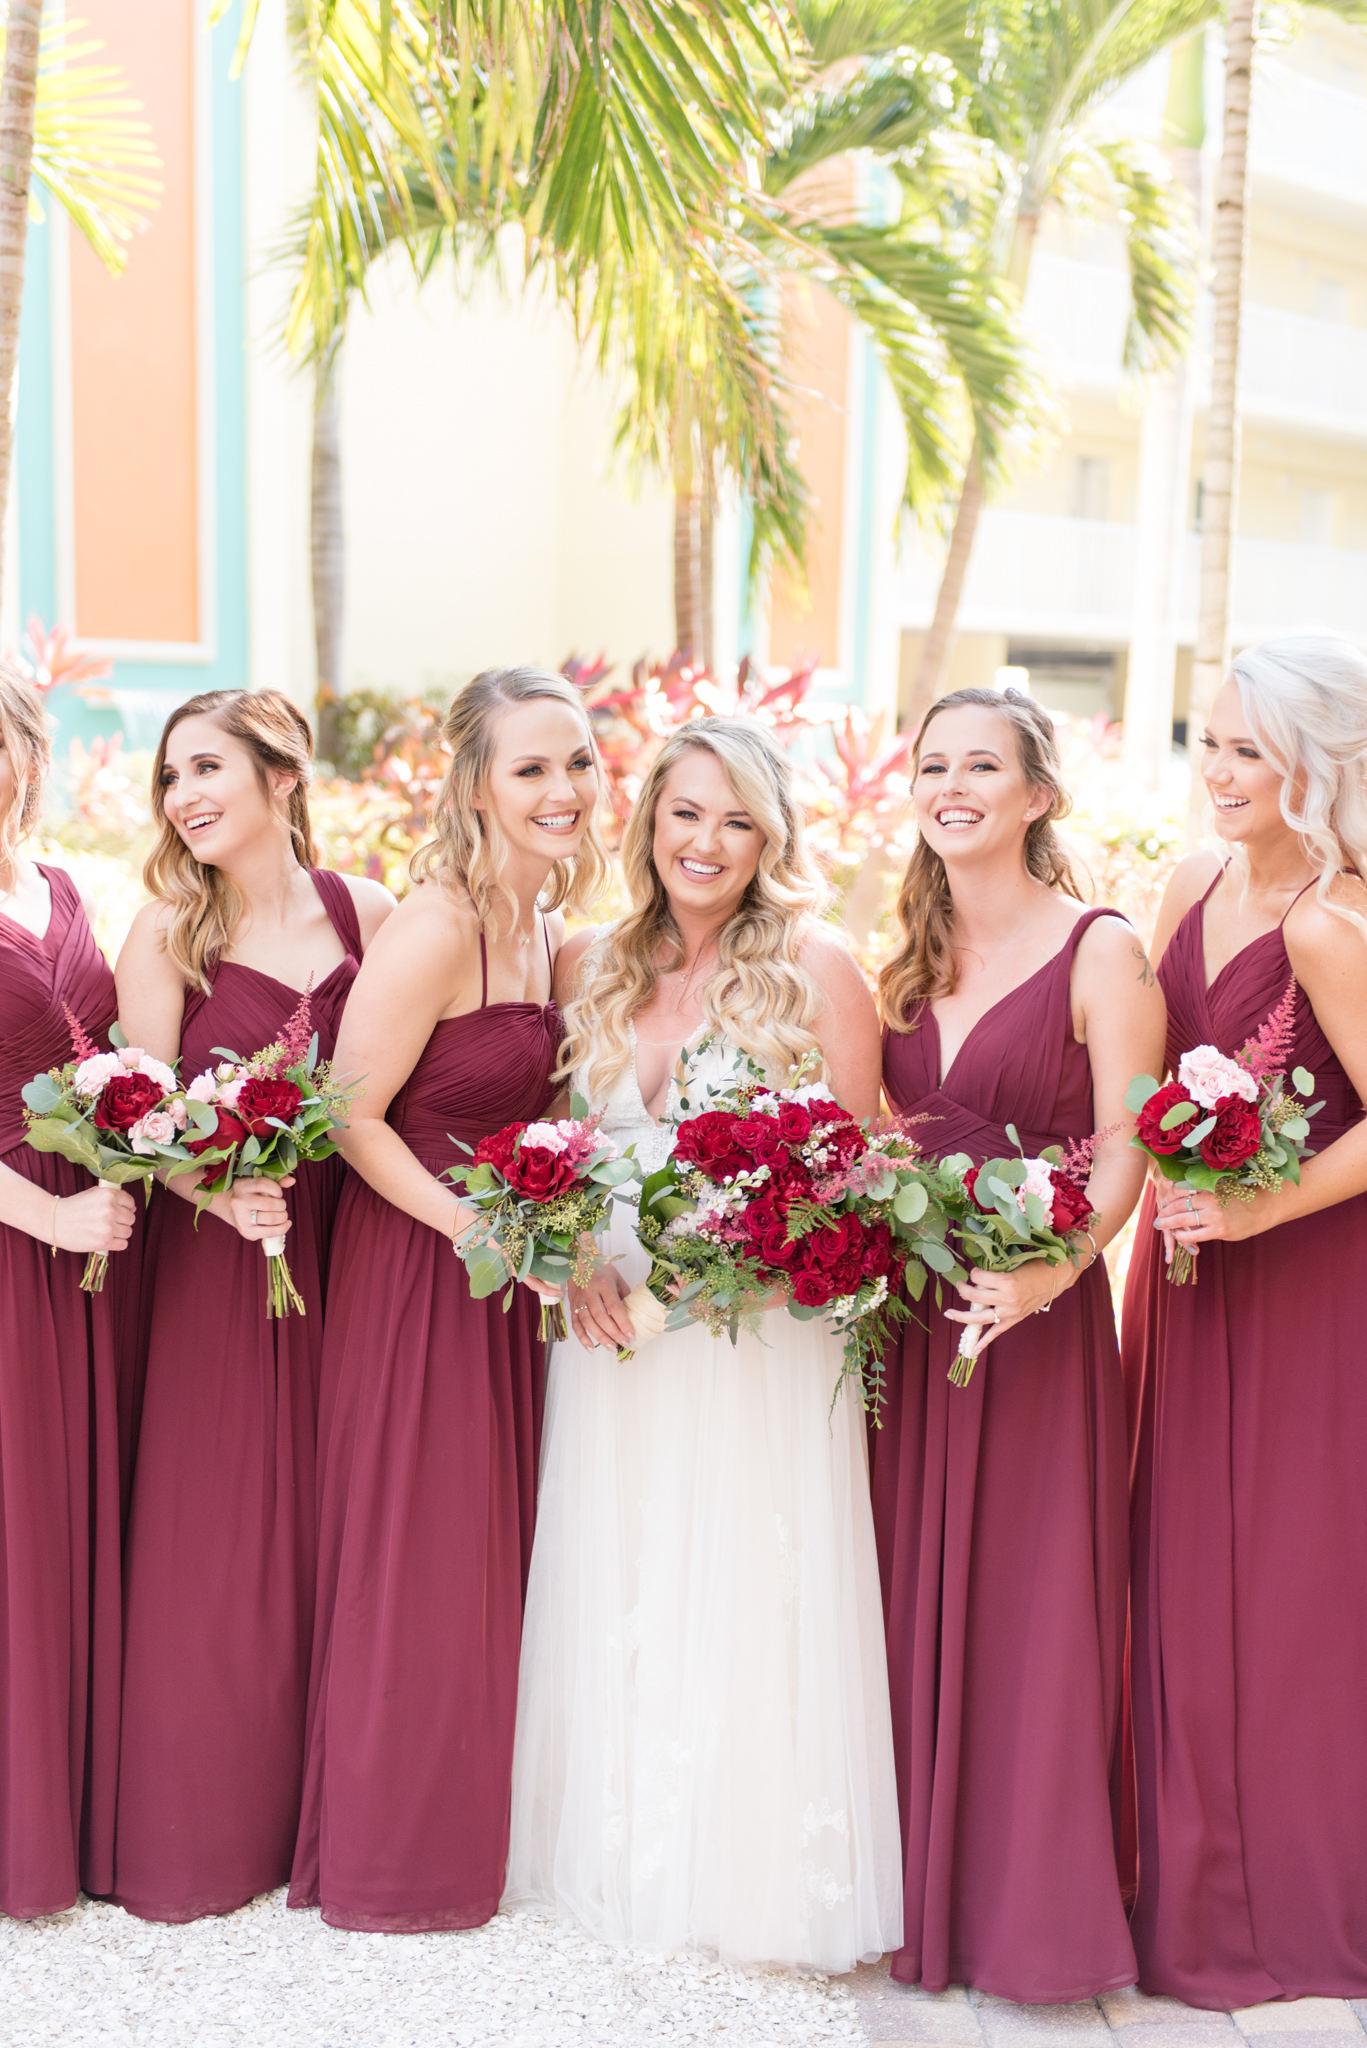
[388,1003,562,1164]
[0,865,116,1159]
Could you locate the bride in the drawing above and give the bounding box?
[504,716,903,1971]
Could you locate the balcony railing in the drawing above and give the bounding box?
[1021,255,1367,440]
[898,510,1367,647]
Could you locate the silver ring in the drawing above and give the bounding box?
[250,1209,259,1226]
[1186,1194,1195,1213]
[993,1306,1001,1324]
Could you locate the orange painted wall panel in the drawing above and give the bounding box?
[68,0,198,644]
[767,279,850,672]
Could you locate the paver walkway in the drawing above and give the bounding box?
[2,1894,1364,2047]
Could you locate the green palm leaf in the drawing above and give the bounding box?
[28,16,160,274]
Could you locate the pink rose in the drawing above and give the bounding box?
[185,1071,218,1104]
[129,1110,177,1154]
[1177,1044,1257,1112]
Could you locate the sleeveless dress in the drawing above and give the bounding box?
[874,907,1136,2002]
[110,868,363,1923]
[505,1026,904,1972]
[1123,877,1367,2006]
[0,864,125,1916]
[288,926,558,1932]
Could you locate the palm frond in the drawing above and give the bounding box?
[1055,129,1199,372]
[27,18,160,274]
[763,52,958,198]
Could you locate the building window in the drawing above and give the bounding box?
[1072,455,1111,522]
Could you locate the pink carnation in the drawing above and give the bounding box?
[129,1110,177,1154]
[73,1051,123,1099]
[185,1071,218,1104]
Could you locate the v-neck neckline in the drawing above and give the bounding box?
[628,1019,708,1127]
[929,939,1071,1090]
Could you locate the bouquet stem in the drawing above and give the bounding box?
[540,1297,568,1344]
[81,1251,108,1294]
[949,1319,986,1388]
[263,1234,306,1318]
[1167,1242,1197,1285]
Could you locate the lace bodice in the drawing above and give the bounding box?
[584,1026,753,1183]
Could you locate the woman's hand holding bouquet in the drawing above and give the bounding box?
[1127,979,1321,1282]
[941,1127,1102,1386]
[180,986,357,1317]
[443,1100,639,1342]
[22,1007,196,1292]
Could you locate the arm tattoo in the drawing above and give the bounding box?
[1132,943,1156,988]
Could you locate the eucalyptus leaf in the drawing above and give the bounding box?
[920,1239,956,1274]
[570,1091,590,1121]
[906,1261,927,1301]
[893,1180,929,1225]
[22,1074,64,1113]
[1125,1074,1160,1113]
[1159,1100,1199,1130]
[186,1099,219,1133]
[1280,1116,1309,1140]
[1292,1066,1314,1097]
[1005,1123,1021,1150]
[210,1046,245,1064]
[1182,1115,1217,1146]
[466,1260,505,1299]
[109,1021,129,1049]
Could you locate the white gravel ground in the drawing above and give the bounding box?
[0,1890,865,2048]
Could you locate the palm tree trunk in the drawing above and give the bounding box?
[1187,0,1256,835]
[0,3,43,621]
[905,448,983,729]
[311,349,345,767]
[905,213,1039,729]
[699,494,715,670]
[674,487,700,660]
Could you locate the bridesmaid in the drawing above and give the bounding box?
[288,665,609,1932]
[0,663,135,1915]
[111,689,394,1922]
[872,686,1165,2000]
[1125,633,1367,2006]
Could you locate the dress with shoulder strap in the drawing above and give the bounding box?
[109,867,364,1922]
[288,922,560,1931]
[1123,874,1367,2005]
[0,865,124,1916]
[874,907,1137,2000]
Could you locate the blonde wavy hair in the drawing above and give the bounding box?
[880,687,1086,1030]
[1230,631,1367,942]
[145,689,318,993]
[0,661,50,867]
[558,716,831,1097]
[409,667,611,929]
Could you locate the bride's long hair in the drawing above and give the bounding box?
[1229,632,1367,944]
[0,662,50,867]
[557,717,830,1098]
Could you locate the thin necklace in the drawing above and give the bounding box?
[663,945,717,1016]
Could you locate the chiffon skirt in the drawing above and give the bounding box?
[505,1213,903,1972]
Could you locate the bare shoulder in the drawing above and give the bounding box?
[1284,875,1367,990]
[76,884,101,932]
[552,922,601,1003]
[800,923,875,1004]
[339,873,399,950]
[366,878,473,972]
[118,895,175,967]
[1073,907,1146,975]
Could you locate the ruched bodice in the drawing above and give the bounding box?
[1158,885,1361,1147]
[389,1003,561,1161]
[0,865,116,1157]
[881,907,1124,1161]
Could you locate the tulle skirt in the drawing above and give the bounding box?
[505,1214,903,1973]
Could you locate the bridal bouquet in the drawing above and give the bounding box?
[21,1007,192,1292]
[1126,978,1321,1284]
[443,1099,639,1341]
[944,1127,1101,1385]
[631,1044,959,1412]
[182,987,356,1317]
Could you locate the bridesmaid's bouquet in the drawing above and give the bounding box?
[443,1099,639,1341]
[1126,978,1321,1284]
[631,1044,960,1413]
[21,1007,192,1292]
[181,987,357,1317]
[942,1127,1101,1386]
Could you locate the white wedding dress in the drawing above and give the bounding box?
[504,1027,903,1972]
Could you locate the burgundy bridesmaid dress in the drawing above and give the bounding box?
[288,928,556,1931]
[874,907,1136,2001]
[1124,877,1367,2006]
[110,868,362,1922]
[0,865,125,1915]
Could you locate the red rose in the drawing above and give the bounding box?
[474,1125,524,1177]
[861,1221,895,1276]
[505,1145,580,1202]
[744,1194,783,1245]
[186,1106,250,1157]
[93,1072,164,1133]
[792,1267,835,1308]
[776,1102,811,1142]
[1200,1096,1262,1171]
[236,1075,305,1139]
[1136,1081,1198,1156]
[831,1250,865,1293]
[674,1112,748,1182]
[1049,1174,1094,1234]
[809,1224,847,1268]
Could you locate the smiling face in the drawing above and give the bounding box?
[158,713,297,868]
[1200,676,1289,849]
[473,698,599,866]
[913,704,1050,865]
[651,744,764,926]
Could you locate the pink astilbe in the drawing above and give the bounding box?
[1236,978,1299,1083]
[63,1002,98,1062]
[271,981,315,1073]
[1058,1122,1123,1188]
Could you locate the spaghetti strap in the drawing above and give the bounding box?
[308,868,363,960]
[542,914,553,985]
[479,928,489,1008]
[1279,877,1320,926]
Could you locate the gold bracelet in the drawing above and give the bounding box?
[50,1192,59,1257]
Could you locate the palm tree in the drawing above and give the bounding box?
[905,0,1212,729]
[0,7,158,615]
